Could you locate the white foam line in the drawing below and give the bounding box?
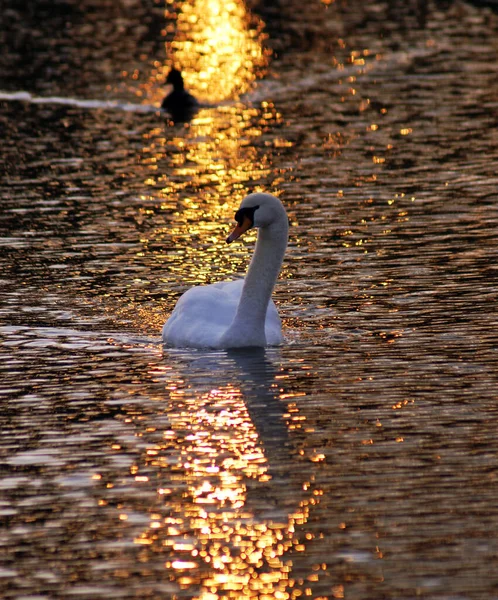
[0,90,159,113]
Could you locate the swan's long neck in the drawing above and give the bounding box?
[222,220,288,346]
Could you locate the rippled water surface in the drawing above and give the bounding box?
[1,0,498,598]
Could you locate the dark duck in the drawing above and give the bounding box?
[161,68,199,123]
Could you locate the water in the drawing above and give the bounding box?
[1,0,498,598]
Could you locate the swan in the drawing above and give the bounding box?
[162,193,288,349]
[161,68,199,123]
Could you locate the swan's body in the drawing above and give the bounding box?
[161,68,199,123]
[162,193,288,349]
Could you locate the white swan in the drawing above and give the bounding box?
[162,193,288,349]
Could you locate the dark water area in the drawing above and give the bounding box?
[1,0,498,598]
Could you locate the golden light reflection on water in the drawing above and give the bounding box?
[106,0,295,342]
[157,0,269,103]
[126,358,320,599]
[136,100,284,312]
[107,0,291,336]
[118,0,290,338]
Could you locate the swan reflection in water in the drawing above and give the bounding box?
[167,346,301,517]
[131,347,313,597]
[228,348,289,451]
[226,347,298,512]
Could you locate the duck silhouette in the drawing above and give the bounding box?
[161,68,199,123]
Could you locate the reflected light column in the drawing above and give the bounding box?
[161,0,269,103]
[131,366,317,600]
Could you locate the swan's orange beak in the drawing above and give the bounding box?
[226,215,253,244]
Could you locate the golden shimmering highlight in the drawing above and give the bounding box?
[160,0,269,103]
[126,360,320,599]
[134,99,284,322]
[104,0,290,333]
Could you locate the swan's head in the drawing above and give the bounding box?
[226,193,287,244]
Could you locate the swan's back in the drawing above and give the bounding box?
[163,280,241,348]
[163,279,282,349]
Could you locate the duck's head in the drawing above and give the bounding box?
[166,68,184,89]
[226,193,287,243]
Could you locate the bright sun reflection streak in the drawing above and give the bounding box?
[129,364,318,599]
[162,0,269,102]
[116,0,288,337]
[138,104,281,299]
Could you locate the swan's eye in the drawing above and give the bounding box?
[234,205,259,227]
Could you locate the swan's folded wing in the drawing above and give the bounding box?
[162,280,244,348]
